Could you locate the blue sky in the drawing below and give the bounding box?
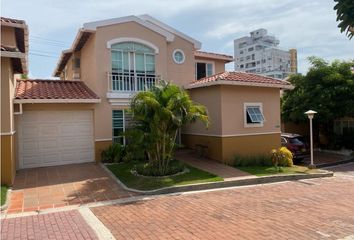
[2,0,353,78]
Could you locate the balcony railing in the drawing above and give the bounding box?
[108,72,158,92]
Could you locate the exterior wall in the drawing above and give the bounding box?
[1,57,16,185]
[181,134,223,161]
[1,134,16,186]
[183,85,222,136]
[220,85,281,135]
[183,85,281,162]
[166,35,196,86]
[221,133,280,163]
[1,26,17,46]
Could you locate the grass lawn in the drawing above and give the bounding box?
[1,185,8,206]
[107,162,223,191]
[237,165,319,177]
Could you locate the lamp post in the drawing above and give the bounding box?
[305,110,317,169]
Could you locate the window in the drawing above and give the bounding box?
[246,55,251,60]
[256,61,260,65]
[111,42,156,91]
[248,47,254,52]
[240,57,244,61]
[244,103,264,127]
[173,49,185,64]
[72,57,80,69]
[196,62,214,80]
[240,50,244,54]
[112,110,132,144]
[240,64,244,68]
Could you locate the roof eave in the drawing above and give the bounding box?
[14,98,101,104]
[186,80,294,90]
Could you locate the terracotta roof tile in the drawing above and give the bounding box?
[15,79,100,100]
[189,71,293,89]
[1,44,20,52]
[195,51,234,62]
[0,17,25,25]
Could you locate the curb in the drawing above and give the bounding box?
[0,188,11,212]
[316,158,354,168]
[101,163,334,195]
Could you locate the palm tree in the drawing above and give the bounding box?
[130,80,209,175]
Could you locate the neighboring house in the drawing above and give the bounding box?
[234,29,297,79]
[183,72,293,163]
[1,17,28,186]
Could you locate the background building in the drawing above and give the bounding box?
[234,29,297,79]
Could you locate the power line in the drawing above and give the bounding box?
[30,35,71,44]
[29,52,58,58]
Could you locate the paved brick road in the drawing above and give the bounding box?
[1,210,98,240]
[92,175,354,240]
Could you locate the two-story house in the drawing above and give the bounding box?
[7,15,292,179]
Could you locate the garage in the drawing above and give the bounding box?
[14,79,100,169]
[18,110,95,169]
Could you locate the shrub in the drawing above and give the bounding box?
[233,154,273,167]
[134,160,185,177]
[101,143,124,163]
[123,129,147,162]
[270,147,294,168]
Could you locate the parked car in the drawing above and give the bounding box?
[281,133,310,162]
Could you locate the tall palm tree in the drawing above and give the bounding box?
[131,80,209,175]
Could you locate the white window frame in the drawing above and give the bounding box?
[244,102,265,128]
[195,60,215,80]
[172,49,185,64]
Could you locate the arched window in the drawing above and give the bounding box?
[111,42,155,75]
[111,42,156,91]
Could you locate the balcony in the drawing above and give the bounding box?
[106,72,159,105]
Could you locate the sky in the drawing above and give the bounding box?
[2,0,353,79]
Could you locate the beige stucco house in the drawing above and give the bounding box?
[1,17,28,185]
[1,14,293,186]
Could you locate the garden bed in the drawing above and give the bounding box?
[106,161,223,191]
[236,165,321,177]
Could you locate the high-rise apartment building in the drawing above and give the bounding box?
[234,29,297,79]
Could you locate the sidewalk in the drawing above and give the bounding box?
[176,149,253,180]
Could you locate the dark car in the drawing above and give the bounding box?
[281,133,309,162]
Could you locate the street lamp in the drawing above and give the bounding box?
[305,110,317,169]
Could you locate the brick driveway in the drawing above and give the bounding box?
[7,163,137,214]
[92,175,354,240]
[1,210,97,240]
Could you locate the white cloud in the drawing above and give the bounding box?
[2,0,353,78]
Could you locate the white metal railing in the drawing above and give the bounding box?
[108,72,158,92]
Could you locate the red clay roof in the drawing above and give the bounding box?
[195,51,234,62]
[189,71,293,89]
[1,44,20,52]
[15,80,100,101]
[0,17,25,25]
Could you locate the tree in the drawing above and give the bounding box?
[282,57,354,147]
[131,80,209,175]
[334,0,354,39]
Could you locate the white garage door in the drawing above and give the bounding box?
[18,110,95,169]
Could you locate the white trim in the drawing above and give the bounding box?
[181,131,281,137]
[106,37,159,54]
[84,15,174,42]
[244,102,264,128]
[13,99,101,104]
[172,49,185,64]
[186,79,294,90]
[0,131,16,136]
[13,103,23,115]
[0,51,25,59]
[95,138,112,142]
[139,14,202,49]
